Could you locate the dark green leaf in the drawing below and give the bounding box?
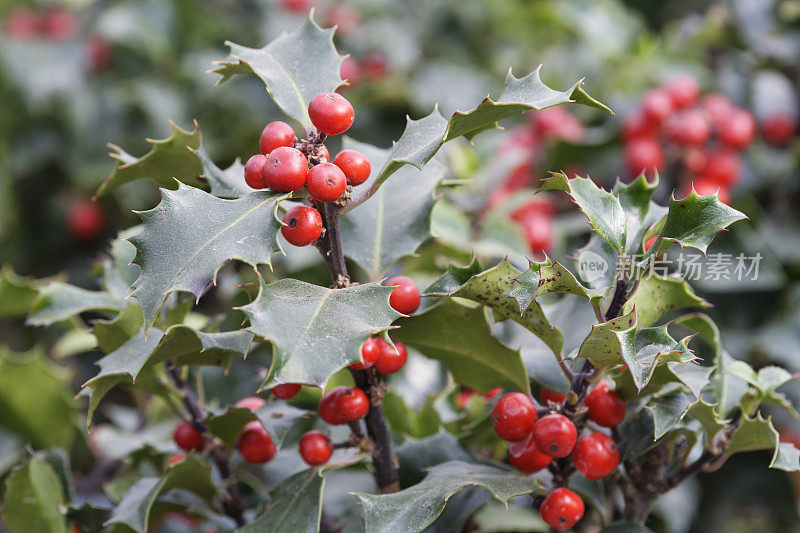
[722,413,778,462]
[0,457,67,533]
[27,282,122,327]
[628,326,694,391]
[578,310,637,369]
[624,275,709,328]
[646,390,696,439]
[685,400,728,443]
[0,267,39,318]
[666,361,714,398]
[237,469,324,533]
[205,407,257,447]
[193,145,250,199]
[424,258,483,296]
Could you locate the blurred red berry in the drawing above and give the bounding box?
[701,149,740,185]
[68,200,105,241]
[325,5,361,36]
[664,75,700,109]
[644,235,658,252]
[665,109,711,146]
[717,108,756,149]
[4,8,39,40]
[235,396,266,412]
[282,0,312,14]
[531,107,583,142]
[641,89,674,124]
[238,421,277,464]
[271,384,302,400]
[761,114,797,146]
[173,421,204,452]
[701,93,734,127]
[340,56,361,86]
[362,52,388,79]
[299,430,333,466]
[40,7,78,41]
[540,388,566,405]
[621,112,657,142]
[625,137,664,176]
[689,177,731,204]
[87,35,113,72]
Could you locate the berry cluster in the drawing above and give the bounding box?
[4,6,78,41]
[490,382,626,530]
[622,75,760,203]
[242,93,372,247]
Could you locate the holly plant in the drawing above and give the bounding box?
[13,12,800,533]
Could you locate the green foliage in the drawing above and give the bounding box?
[238,470,324,533]
[1,456,67,533]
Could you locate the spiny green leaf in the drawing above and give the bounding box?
[666,361,714,398]
[193,145,250,199]
[255,402,311,447]
[392,298,530,395]
[0,456,67,533]
[96,121,204,197]
[715,350,750,418]
[655,190,747,255]
[628,326,694,391]
[129,183,287,330]
[539,172,627,253]
[27,282,122,327]
[506,256,553,313]
[722,413,778,464]
[0,266,40,319]
[686,400,729,444]
[578,309,637,369]
[534,260,609,302]
[770,442,800,472]
[239,277,400,389]
[205,407,257,447]
[354,461,539,533]
[373,70,610,191]
[646,389,697,439]
[756,366,796,394]
[624,274,709,328]
[340,139,444,277]
[613,175,667,255]
[94,305,145,354]
[237,469,324,533]
[424,258,484,296]
[213,15,343,130]
[673,313,721,358]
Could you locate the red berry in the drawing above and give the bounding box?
[702,93,734,127]
[374,338,408,374]
[238,421,277,464]
[244,154,269,189]
[621,112,657,142]
[264,146,308,192]
[316,144,330,163]
[584,382,626,427]
[641,89,674,124]
[386,276,421,315]
[325,5,361,36]
[340,56,361,86]
[319,387,347,425]
[456,389,477,409]
[540,388,566,405]
[271,383,302,400]
[306,163,347,202]
[87,35,113,72]
[701,149,740,185]
[761,115,797,146]
[531,414,577,458]
[350,337,380,370]
[362,52,388,79]
[168,453,186,465]
[485,388,502,400]
[68,200,105,241]
[515,212,553,256]
[173,421,204,452]
[625,137,664,176]
[491,392,537,442]
[259,121,297,155]
[40,7,78,42]
[664,75,700,109]
[531,107,583,142]
[235,396,266,412]
[299,430,333,466]
[511,200,555,222]
[308,93,355,135]
[333,150,371,185]
[281,205,322,247]
[335,387,369,421]
[717,108,756,149]
[282,0,312,13]
[540,488,585,531]
[665,109,711,146]
[572,432,620,479]
[683,148,708,174]
[689,177,731,205]
[4,8,38,40]
[508,432,552,473]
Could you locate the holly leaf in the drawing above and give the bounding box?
[129,183,287,330]
[627,326,694,391]
[715,351,750,417]
[613,175,668,255]
[685,400,729,443]
[213,15,343,130]
[205,407,257,447]
[255,402,311,447]
[0,456,67,533]
[373,69,610,191]
[523,260,609,304]
[237,469,324,533]
[673,313,721,358]
[539,172,627,253]
[0,348,78,449]
[770,442,800,472]
[654,190,747,255]
[392,298,530,395]
[424,258,484,296]
[94,305,145,354]
[27,282,122,327]
[666,361,714,398]
[239,277,400,389]
[193,145,250,199]
[96,121,204,197]
[646,389,697,439]
[0,267,39,318]
[429,259,563,356]
[340,139,444,277]
[354,461,539,533]
[578,309,637,369]
[83,327,252,424]
[623,275,709,328]
[722,413,779,464]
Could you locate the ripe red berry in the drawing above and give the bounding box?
[374,338,408,375]
[572,432,621,479]
[485,388,502,400]
[259,121,297,155]
[68,200,105,241]
[333,149,371,185]
[316,144,330,163]
[238,421,277,464]
[319,386,347,425]
[508,433,552,473]
[664,75,700,109]
[665,109,711,146]
[362,52,389,79]
[701,93,734,127]
[540,388,566,405]
[340,56,361,86]
[491,392,537,442]
[625,137,664,176]
[701,149,740,185]
[683,147,708,174]
[299,430,333,466]
[264,146,308,192]
[689,178,731,205]
[87,35,113,72]
[621,112,657,142]
[244,154,269,189]
[515,212,553,256]
[531,107,584,142]
[584,381,626,427]
[306,163,347,202]
[350,337,380,370]
[173,421,204,452]
[4,9,39,40]
[531,414,577,458]
[325,5,362,36]
[385,276,421,315]
[717,108,756,149]
[335,387,370,421]
[40,7,78,41]
[641,89,674,124]
[540,488,585,531]
[282,0,311,13]
[308,93,355,135]
[761,115,797,146]
[271,383,302,400]
[235,396,266,412]
[281,205,322,246]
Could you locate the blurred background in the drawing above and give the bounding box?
[1,0,799,531]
